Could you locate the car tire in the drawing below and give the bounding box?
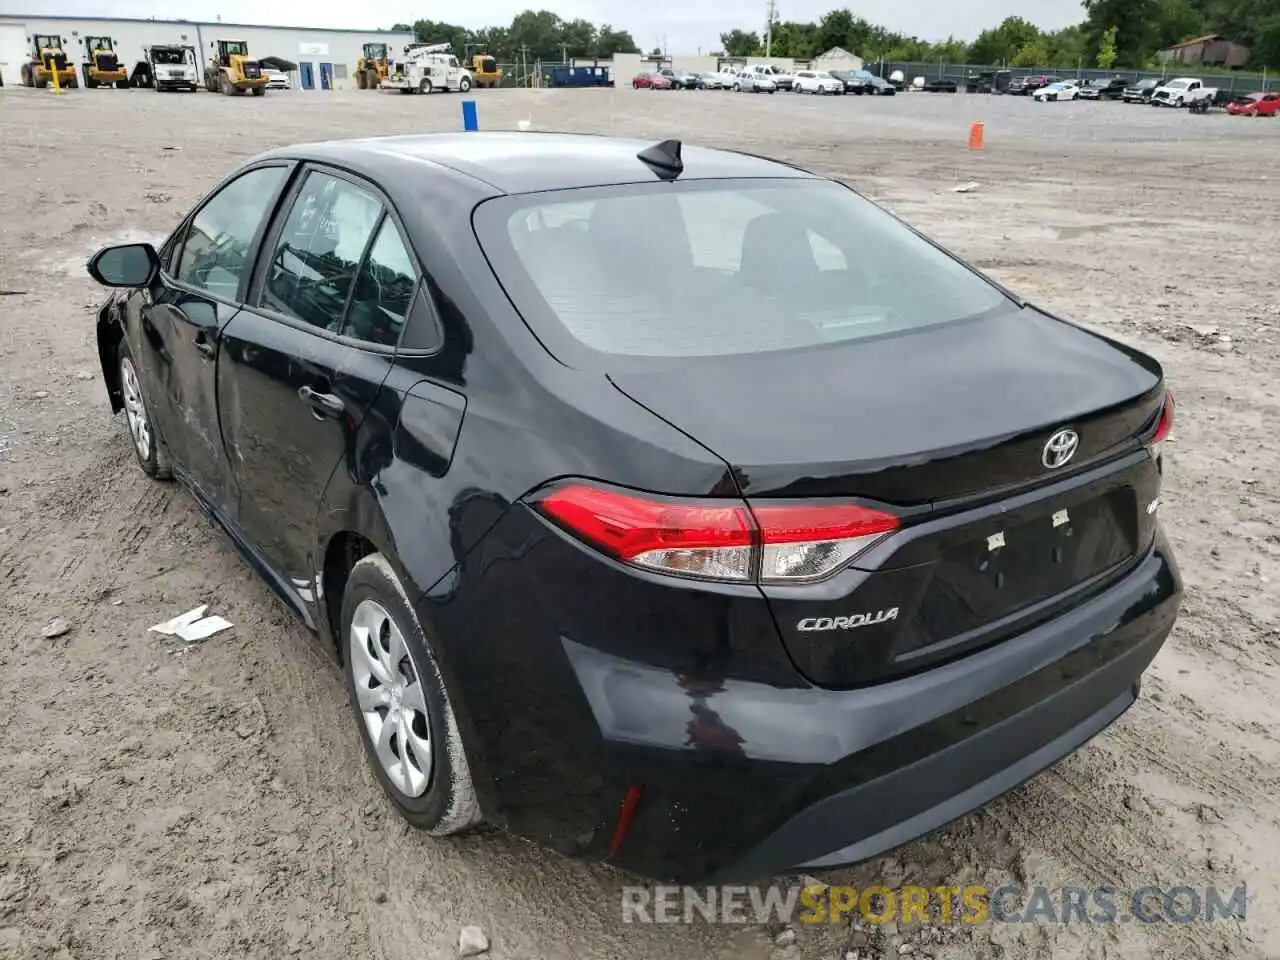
[342,553,481,835]
[117,341,172,481]
[458,76,471,93]
[419,77,432,94]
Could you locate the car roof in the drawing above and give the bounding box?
[254,132,817,196]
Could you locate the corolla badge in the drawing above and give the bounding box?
[797,608,899,632]
[1041,428,1079,469]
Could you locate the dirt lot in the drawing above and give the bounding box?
[1,85,1278,960]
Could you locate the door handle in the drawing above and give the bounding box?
[298,385,345,418]
[193,333,215,359]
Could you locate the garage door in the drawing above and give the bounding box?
[0,24,27,87]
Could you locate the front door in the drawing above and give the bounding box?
[219,165,409,589]
[136,163,291,512]
[299,61,314,89]
[319,61,332,89]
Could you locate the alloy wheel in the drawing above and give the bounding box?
[349,599,433,798]
[120,356,152,461]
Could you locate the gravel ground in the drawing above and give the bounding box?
[1,85,1278,960]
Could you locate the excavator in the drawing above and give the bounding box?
[355,42,389,89]
[203,39,268,96]
[470,53,502,87]
[20,34,78,88]
[81,36,129,89]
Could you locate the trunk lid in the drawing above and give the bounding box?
[609,306,1163,506]
[610,306,1167,687]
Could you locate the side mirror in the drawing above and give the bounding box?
[87,243,159,288]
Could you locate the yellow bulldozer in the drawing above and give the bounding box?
[203,39,268,96]
[81,36,129,89]
[356,42,389,89]
[471,53,502,87]
[20,34,78,89]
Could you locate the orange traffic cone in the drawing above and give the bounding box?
[968,121,985,150]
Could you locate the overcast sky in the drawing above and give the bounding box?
[5,0,1087,52]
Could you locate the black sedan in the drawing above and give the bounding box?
[1080,76,1130,100]
[86,132,1182,882]
[1122,78,1163,103]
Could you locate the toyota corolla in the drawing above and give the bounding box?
[86,132,1181,881]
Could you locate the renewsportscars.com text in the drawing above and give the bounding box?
[621,883,1248,926]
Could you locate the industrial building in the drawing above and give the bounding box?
[0,13,412,89]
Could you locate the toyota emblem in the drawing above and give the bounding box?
[1042,429,1079,469]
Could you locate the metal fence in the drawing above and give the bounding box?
[872,60,1275,93]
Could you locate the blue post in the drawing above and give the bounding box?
[461,99,478,132]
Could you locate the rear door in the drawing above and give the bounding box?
[133,163,291,512]
[218,164,411,590]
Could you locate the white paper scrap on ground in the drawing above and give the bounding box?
[149,605,233,643]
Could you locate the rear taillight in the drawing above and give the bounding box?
[1146,390,1174,460]
[533,482,899,584]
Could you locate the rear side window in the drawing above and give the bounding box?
[476,179,1008,361]
[259,171,383,332]
[174,166,287,299]
[343,218,417,347]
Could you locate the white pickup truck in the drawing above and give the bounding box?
[1150,76,1217,107]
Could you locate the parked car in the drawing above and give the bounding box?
[659,68,698,90]
[793,69,843,95]
[1187,87,1241,113]
[922,78,959,93]
[1078,77,1128,100]
[867,75,896,95]
[965,69,1012,93]
[1010,74,1056,95]
[1033,80,1081,102]
[85,130,1180,882]
[632,72,672,90]
[847,69,880,94]
[1150,77,1204,106]
[827,69,862,94]
[1121,78,1163,103]
[733,70,776,93]
[695,72,730,90]
[263,68,291,90]
[744,62,795,91]
[1227,91,1280,116]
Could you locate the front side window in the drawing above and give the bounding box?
[344,218,418,347]
[477,178,1010,362]
[174,165,287,299]
[259,171,383,332]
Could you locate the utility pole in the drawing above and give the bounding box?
[765,0,776,56]
[520,43,528,85]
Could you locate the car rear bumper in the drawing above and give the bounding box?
[433,510,1181,882]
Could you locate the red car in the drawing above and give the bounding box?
[632,72,672,90]
[1227,91,1280,116]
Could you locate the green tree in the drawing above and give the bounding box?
[1011,39,1052,65]
[1096,24,1119,66]
[969,16,1043,64]
[720,29,762,56]
[596,25,639,57]
[1082,0,1162,66]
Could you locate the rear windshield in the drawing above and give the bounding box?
[474,178,1009,362]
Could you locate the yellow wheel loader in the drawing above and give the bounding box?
[356,42,389,89]
[81,36,129,89]
[20,34,78,89]
[471,53,502,88]
[203,39,268,96]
